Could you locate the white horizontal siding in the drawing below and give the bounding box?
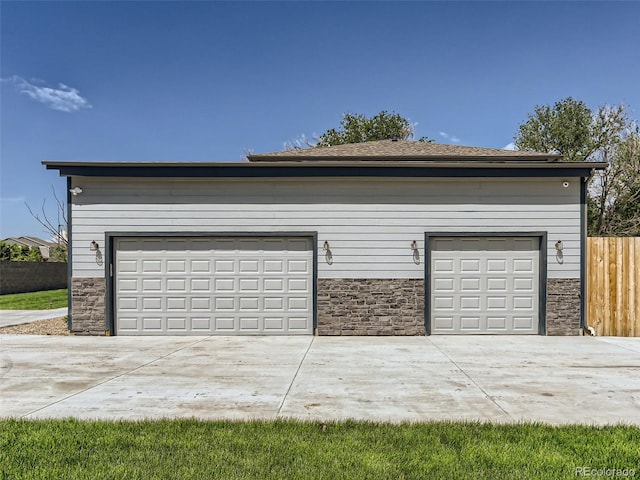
[71,177,582,279]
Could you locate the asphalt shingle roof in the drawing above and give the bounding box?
[247,140,561,162]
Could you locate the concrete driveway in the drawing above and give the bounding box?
[1,335,639,424]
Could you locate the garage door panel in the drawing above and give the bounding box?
[214,278,234,291]
[215,297,235,310]
[487,296,507,310]
[191,278,211,291]
[487,316,507,330]
[142,297,162,310]
[141,260,162,273]
[214,317,235,330]
[118,317,138,331]
[115,237,312,335]
[264,317,284,330]
[460,317,480,330]
[289,317,310,330]
[166,297,186,311]
[460,296,480,310]
[486,278,507,292]
[192,317,212,330]
[431,236,539,335]
[514,316,535,330]
[166,278,187,292]
[239,297,259,311]
[264,297,284,310]
[264,278,284,292]
[142,317,162,330]
[239,278,259,291]
[513,259,534,273]
[214,259,234,273]
[460,277,480,292]
[167,317,187,330]
[239,317,259,330]
[264,260,284,273]
[513,277,534,292]
[434,259,454,272]
[191,297,210,310]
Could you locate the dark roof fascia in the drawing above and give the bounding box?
[43,161,606,179]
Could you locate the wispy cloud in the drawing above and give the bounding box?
[438,131,461,143]
[503,142,516,151]
[1,196,26,204]
[3,76,92,112]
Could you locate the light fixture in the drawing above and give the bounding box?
[555,240,564,265]
[323,240,333,265]
[69,186,83,196]
[562,181,570,188]
[90,240,99,251]
[411,240,420,265]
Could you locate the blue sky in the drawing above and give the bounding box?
[1,1,639,238]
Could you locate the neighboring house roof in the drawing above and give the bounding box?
[248,140,561,162]
[43,140,607,178]
[2,236,55,248]
[2,236,56,259]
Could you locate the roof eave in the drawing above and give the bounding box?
[43,160,607,179]
[247,154,563,162]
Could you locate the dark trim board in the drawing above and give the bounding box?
[104,231,318,336]
[66,177,73,331]
[423,232,548,335]
[46,162,602,179]
[580,177,587,330]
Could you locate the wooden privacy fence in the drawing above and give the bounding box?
[587,237,640,336]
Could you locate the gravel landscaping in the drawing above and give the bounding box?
[0,317,70,335]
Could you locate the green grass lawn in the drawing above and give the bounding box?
[1,419,638,479]
[0,289,67,310]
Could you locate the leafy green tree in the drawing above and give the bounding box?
[515,98,639,236]
[315,111,430,147]
[515,98,596,162]
[0,241,11,261]
[50,243,68,262]
[0,241,44,261]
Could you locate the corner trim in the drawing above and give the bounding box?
[66,177,72,331]
[580,177,587,329]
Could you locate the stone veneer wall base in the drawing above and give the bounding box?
[71,277,107,335]
[317,278,425,335]
[546,278,581,336]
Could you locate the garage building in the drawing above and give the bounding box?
[45,140,605,336]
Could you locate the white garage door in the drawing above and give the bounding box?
[430,237,539,334]
[115,237,313,335]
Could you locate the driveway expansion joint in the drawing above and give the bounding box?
[428,339,514,421]
[21,336,210,419]
[277,337,314,417]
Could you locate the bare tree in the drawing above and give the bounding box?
[24,186,68,261]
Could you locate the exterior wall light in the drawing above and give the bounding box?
[555,240,564,264]
[323,240,333,265]
[90,241,104,266]
[411,240,420,265]
[69,186,83,196]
